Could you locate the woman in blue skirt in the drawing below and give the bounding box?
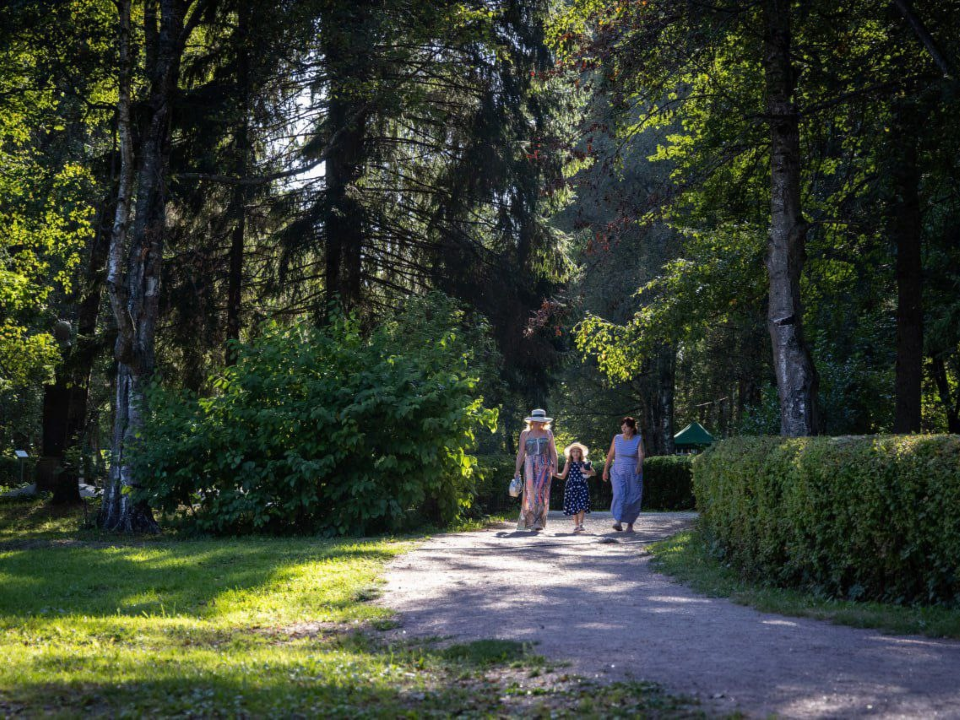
[601,417,645,533]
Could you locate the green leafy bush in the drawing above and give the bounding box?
[473,454,519,516]
[134,296,498,535]
[694,435,960,604]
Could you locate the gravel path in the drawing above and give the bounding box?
[381,511,960,718]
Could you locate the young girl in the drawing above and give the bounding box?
[555,442,595,532]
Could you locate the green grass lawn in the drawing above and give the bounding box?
[0,499,709,718]
[651,530,960,640]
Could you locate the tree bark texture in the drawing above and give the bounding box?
[225,1,251,364]
[890,103,924,433]
[930,355,960,434]
[39,191,115,504]
[320,4,373,312]
[762,0,820,436]
[892,0,957,79]
[100,0,190,532]
[638,345,676,455]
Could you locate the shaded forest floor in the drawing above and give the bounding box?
[382,511,960,719]
[0,500,709,718]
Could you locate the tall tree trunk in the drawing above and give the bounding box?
[40,190,115,504]
[642,404,662,455]
[645,345,677,455]
[930,355,960,433]
[890,103,924,433]
[762,0,820,436]
[321,4,371,312]
[100,0,188,532]
[650,343,676,455]
[225,1,251,365]
[323,100,367,311]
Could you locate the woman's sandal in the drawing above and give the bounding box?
[612,523,623,532]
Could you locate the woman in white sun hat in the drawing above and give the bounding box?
[513,409,558,532]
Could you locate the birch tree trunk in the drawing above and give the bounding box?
[761,0,820,436]
[100,0,190,532]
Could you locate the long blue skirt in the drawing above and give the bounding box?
[610,461,643,524]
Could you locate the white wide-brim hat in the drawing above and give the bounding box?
[564,442,589,459]
[524,408,553,423]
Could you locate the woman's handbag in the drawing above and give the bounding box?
[508,475,523,497]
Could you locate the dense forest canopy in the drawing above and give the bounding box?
[1,0,958,531]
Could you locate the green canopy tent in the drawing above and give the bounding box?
[673,422,715,453]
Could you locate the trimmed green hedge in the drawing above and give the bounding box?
[694,435,960,605]
[589,455,694,511]
[643,456,695,510]
[474,453,694,515]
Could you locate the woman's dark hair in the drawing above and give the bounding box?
[620,416,636,430]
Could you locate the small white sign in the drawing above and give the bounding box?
[14,450,28,459]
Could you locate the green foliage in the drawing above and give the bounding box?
[0,95,94,395]
[694,435,960,604]
[574,454,693,512]
[575,225,765,382]
[472,453,521,516]
[134,296,498,535]
[0,455,34,492]
[552,0,960,436]
[0,0,113,451]
[643,456,694,511]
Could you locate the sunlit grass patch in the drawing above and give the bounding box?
[651,530,960,640]
[0,500,710,717]
[447,513,511,532]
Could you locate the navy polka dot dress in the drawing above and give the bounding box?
[563,461,591,515]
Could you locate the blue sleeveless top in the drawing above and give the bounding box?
[614,433,642,463]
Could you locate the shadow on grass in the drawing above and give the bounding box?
[0,535,399,620]
[1,634,706,719]
[0,497,99,543]
[440,638,539,667]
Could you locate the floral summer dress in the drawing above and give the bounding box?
[517,433,553,530]
[562,461,591,516]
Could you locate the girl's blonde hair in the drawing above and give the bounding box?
[525,420,552,431]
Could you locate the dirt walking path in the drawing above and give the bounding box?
[381,511,960,718]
